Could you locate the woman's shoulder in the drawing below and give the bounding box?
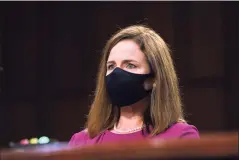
[160,122,200,138]
[68,129,90,147]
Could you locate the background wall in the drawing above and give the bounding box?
[0,2,238,147]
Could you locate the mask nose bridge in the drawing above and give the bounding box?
[106,67,121,77]
[115,66,123,70]
[112,67,122,73]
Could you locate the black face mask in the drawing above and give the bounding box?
[106,68,152,107]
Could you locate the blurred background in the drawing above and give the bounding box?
[0,2,238,148]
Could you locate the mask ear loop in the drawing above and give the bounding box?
[148,80,157,132]
[148,61,156,89]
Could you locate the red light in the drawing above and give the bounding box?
[20,139,29,145]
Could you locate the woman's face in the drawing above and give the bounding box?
[106,39,151,76]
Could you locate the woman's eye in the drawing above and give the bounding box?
[126,63,136,69]
[107,64,114,70]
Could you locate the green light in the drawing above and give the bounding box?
[38,136,50,144]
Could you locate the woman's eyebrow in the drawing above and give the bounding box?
[106,61,115,64]
[107,59,138,65]
[122,59,138,63]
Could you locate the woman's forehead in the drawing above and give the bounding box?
[108,40,146,62]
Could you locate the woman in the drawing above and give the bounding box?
[69,25,199,147]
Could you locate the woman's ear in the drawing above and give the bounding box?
[144,77,155,91]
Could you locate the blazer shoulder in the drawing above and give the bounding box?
[172,122,200,138]
[68,129,89,146]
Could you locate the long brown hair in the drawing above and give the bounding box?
[86,25,185,138]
